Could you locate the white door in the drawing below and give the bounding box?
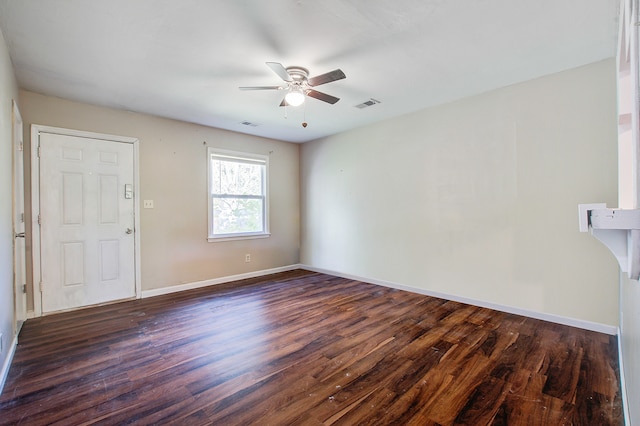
[12,101,26,333]
[39,133,136,313]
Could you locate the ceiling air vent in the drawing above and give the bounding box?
[240,121,259,127]
[355,98,381,109]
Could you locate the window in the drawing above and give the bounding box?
[207,148,269,241]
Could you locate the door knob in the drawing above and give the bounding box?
[126,228,133,234]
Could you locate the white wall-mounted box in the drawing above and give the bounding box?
[579,203,640,279]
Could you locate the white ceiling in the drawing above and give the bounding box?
[0,0,619,143]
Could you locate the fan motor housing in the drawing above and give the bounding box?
[286,66,309,82]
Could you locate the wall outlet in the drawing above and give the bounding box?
[245,254,251,263]
[143,200,154,209]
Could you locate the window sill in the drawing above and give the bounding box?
[208,233,271,243]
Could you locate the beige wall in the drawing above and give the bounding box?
[0,28,19,383]
[301,59,619,326]
[20,90,300,301]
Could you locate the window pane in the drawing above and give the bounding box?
[208,149,269,240]
[213,198,264,234]
[212,159,263,196]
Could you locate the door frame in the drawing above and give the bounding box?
[30,125,141,317]
[12,100,26,334]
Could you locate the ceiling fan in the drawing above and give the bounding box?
[239,62,346,107]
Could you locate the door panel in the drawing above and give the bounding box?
[39,133,135,313]
[99,175,119,224]
[62,242,84,285]
[62,172,83,224]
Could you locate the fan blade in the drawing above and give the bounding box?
[307,69,346,87]
[307,89,340,104]
[266,62,292,82]
[279,97,288,107]
[239,86,282,90]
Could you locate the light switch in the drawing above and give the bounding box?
[143,200,154,209]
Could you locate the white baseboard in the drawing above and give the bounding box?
[617,327,631,426]
[141,264,303,299]
[300,265,618,336]
[0,334,18,396]
[142,263,617,335]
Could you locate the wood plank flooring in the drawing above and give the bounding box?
[0,270,623,425]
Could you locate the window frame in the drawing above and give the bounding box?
[207,147,270,242]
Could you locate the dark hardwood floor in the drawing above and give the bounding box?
[0,270,623,425]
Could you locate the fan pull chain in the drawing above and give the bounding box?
[302,97,308,128]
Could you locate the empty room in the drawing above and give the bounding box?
[0,0,638,424]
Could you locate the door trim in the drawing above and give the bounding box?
[12,100,25,334]
[30,125,141,317]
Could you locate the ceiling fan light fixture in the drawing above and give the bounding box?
[241,63,344,107]
[285,87,305,106]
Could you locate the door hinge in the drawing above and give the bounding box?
[37,145,41,158]
[22,284,26,294]
[18,141,23,152]
[20,212,24,223]
[38,214,41,225]
[39,282,43,292]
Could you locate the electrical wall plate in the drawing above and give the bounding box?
[124,184,133,199]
